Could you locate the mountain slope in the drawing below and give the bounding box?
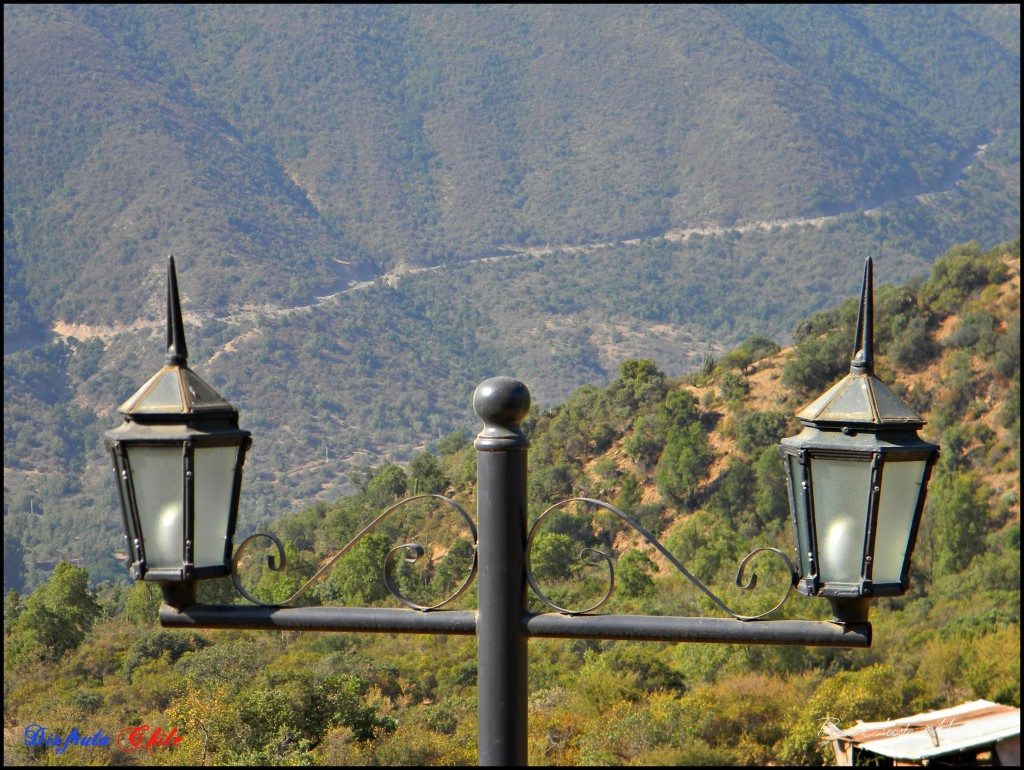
[4,4,1019,333]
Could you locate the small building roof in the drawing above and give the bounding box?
[824,699,1020,764]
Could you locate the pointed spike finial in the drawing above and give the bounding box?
[851,257,873,372]
[166,255,189,366]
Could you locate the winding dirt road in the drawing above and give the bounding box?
[44,135,994,342]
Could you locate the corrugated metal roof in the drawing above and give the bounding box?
[825,700,1020,761]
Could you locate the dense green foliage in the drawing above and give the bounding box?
[5,237,1018,764]
[5,562,100,665]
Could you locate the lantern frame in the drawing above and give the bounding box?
[779,258,938,618]
[104,257,251,590]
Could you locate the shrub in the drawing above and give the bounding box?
[919,241,1007,316]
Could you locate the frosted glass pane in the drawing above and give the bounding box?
[129,447,183,570]
[194,446,239,569]
[136,370,184,410]
[787,456,811,576]
[873,460,926,584]
[825,377,874,421]
[810,458,871,585]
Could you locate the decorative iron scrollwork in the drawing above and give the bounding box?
[231,494,478,610]
[525,497,797,620]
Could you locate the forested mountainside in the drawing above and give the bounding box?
[4,4,1019,332]
[3,4,1020,592]
[3,237,1019,765]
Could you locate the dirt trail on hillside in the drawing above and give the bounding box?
[307,136,993,311]
[46,136,995,342]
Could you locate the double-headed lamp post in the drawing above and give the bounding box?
[107,255,937,766]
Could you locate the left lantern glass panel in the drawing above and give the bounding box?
[113,449,140,565]
[809,457,871,587]
[127,446,185,571]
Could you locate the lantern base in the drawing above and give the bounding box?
[160,580,199,608]
[828,597,872,625]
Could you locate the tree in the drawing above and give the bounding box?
[124,580,162,624]
[930,472,988,578]
[720,348,753,375]
[529,461,575,506]
[752,445,789,527]
[365,464,409,508]
[992,316,1020,379]
[617,550,658,598]
[409,451,448,495]
[718,371,749,404]
[434,537,476,594]
[708,456,755,522]
[887,314,937,371]
[616,472,643,514]
[4,589,24,630]
[529,533,578,581]
[720,333,781,375]
[435,429,470,457]
[348,463,375,493]
[782,328,851,395]
[779,664,911,765]
[660,388,701,430]
[651,388,713,506]
[656,422,713,507]
[308,674,398,742]
[614,359,667,408]
[624,414,665,472]
[122,629,209,682]
[734,411,789,455]
[6,561,100,663]
[919,240,1005,316]
[253,540,316,606]
[167,681,240,765]
[328,532,393,604]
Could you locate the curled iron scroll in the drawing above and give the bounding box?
[231,494,477,610]
[525,498,797,620]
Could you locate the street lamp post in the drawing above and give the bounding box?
[108,256,936,766]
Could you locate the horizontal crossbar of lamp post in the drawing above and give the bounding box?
[159,604,869,647]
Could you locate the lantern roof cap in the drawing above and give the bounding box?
[118,364,237,417]
[118,256,238,420]
[796,257,925,429]
[795,370,925,427]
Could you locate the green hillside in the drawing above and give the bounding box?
[4,236,1018,765]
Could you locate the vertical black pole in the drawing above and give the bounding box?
[474,377,531,766]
